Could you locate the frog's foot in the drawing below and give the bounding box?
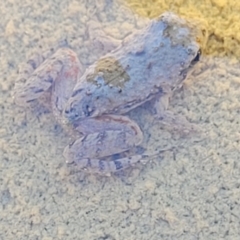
[14,48,83,110]
[63,115,144,174]
[155,110,200,134]
[153,91,199,133]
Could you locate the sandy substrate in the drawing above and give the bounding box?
[0,0,240,239]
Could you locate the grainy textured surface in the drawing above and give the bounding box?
[0,0,240,239]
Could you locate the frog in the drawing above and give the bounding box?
[14,12,201,174]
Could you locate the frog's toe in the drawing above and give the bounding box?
[156,110,201,134]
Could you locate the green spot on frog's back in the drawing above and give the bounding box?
[86,57,130,88]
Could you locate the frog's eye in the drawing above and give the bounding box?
[192,49,201,63]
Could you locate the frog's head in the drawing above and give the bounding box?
[177,48,201,84]
[156,12,205,88]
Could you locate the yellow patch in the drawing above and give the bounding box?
[125,0,240,58]
[86,57,130,89]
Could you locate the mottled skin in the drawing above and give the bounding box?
[14,12,201,174]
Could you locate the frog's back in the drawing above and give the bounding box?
[71,12,200,116]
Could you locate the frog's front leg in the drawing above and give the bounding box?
[63,115,144,174]
[153,87,197,132]
[14,48,83,109]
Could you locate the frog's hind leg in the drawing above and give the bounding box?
[49,50,84,122]
[14,48,83,108]
[63,115,144,174]
[14,52,47,105]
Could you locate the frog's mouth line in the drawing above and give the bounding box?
[181,49,202,77]
[174,49,201,90]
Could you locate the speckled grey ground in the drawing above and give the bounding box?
[1,0,240,239]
